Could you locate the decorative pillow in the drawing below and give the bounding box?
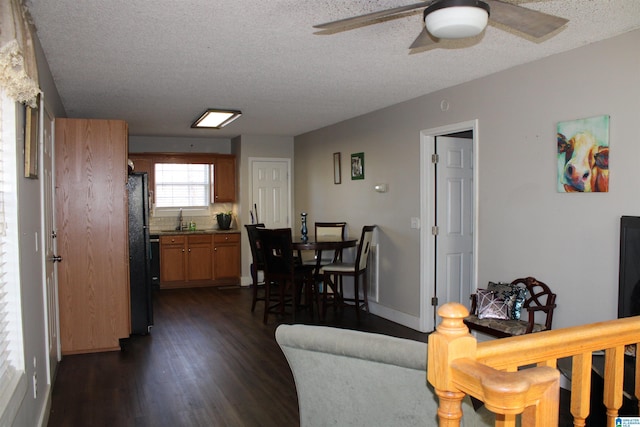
[511,286,527,320]
[487,281,529,320]
[476,289,510,320]
[487,282,517,318]
[487,282,514,301]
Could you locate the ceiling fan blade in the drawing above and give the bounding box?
[409,28,437,50]
[313,1,431,31]
[486,0,568,39]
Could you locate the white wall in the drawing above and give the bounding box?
[295,29,640,330]
[129,135,231,153]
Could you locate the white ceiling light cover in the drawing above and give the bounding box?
[425,1,490,39]
[191,109,242,129]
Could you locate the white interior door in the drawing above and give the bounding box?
[41,99,60,380]
[251,159,291,228]
[434,136,474,316]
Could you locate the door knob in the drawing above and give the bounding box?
[52,255,62,263]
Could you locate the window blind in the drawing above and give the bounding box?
[0,88,26,426]
[155,163,210,207]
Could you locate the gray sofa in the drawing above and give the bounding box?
[275,324,495,426]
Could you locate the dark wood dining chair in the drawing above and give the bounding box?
[320,225,376,320]
[300,221,347,270]
[257,228,312,323]
[244,223,266,312]
[315,221,347,262]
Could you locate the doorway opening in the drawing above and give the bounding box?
[419,120,479,332]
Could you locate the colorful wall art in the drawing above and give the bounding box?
[557,115,609,193]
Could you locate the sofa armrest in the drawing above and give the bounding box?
[276,323,427,370]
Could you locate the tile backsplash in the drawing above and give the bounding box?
[149,203,236,232]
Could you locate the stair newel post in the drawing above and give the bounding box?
[428,302,477,427]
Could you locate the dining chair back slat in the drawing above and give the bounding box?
[315,222,347,241]
[356,227,374,271]
[259,228,296,276]
[314,222,347,265]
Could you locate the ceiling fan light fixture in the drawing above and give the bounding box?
[424,0,490,39]
[191,109,242,129]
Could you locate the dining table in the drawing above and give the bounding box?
[291,236,357,318]
[291,237,357,251]
[291,236,357,274]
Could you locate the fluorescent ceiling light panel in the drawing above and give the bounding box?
[191,109,242,129]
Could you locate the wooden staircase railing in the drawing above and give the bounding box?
[429,302,640,427]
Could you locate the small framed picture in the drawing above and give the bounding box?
[351,152,364,180]
[24,97,39,179]
[333,152,341,184]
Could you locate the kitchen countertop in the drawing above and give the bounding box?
[150,229,239,236]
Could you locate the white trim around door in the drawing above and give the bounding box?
[419,120,480,332]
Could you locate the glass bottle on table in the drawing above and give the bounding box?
[301,212,308,241]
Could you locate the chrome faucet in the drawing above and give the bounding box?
[176,208,183,230]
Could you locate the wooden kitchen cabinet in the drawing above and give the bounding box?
[160,235,187,283]
[127,153,237,203]
[159,232,240,287]
[160,233,214,287]
[213,233,241,280]
[187,234,214,281]
[55,118,130,355]
[214,156,236,203]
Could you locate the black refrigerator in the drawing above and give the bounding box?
[127,172,153,334]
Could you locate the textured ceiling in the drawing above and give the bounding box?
[26,0,640,139]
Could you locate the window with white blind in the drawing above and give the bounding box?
[154,163,211,208]
[0,89,27,425]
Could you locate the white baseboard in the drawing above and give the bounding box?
[37,383,52,427]
[368,301,425,332]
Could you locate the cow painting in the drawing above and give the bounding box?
[557,115,610,193]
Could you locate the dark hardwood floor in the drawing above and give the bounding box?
[47,286,429,427]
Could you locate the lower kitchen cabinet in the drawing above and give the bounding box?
[213,233,241,280]
[187,234,214,281]
[160,235,187,283]
[160,232,239,288]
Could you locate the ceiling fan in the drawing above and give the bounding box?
[313,0,568,51]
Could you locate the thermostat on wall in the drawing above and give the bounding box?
[374,184,388,193]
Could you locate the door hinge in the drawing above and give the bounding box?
[431,226,439,236]
[431,297,438,306]
[432,153,439,163]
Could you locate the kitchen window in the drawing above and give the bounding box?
[154,163,211,208]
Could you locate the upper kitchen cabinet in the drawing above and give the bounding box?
[213,156,236,203]
[55,118,130,355]
[128,153,237,203]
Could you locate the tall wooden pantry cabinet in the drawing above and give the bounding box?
[55,118,130,354]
